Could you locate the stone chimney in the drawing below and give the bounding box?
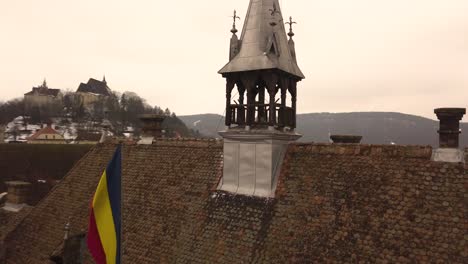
[138,114,166,145]
[3,181,31,212]
[432,108,466,163]
[330,135,362,144]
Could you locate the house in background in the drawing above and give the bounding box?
[27,124,66,144]
[24,80,62,111]
[76,76,112,108]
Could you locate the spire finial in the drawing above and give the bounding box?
[42,78,47,88]
[103,75,107,83]
[285,16,297,38]
[231,10,241,34]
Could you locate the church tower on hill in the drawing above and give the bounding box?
[218,0,305,197]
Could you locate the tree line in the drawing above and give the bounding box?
[0,91,196,138]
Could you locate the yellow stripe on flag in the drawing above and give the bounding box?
[93,171,117,264]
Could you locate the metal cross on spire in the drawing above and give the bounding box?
[285,16,297,38]
[231,10,241,34]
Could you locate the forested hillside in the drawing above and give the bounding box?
[180,112,468,147]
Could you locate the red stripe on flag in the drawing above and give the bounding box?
[87,206,107,264]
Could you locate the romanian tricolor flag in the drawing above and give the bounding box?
[87,145,122,264]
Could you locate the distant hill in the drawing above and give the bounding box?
[179,114,227,139]
[179,112,468,147]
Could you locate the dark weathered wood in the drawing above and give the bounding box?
[237,82,246,125]
[240,74,256,126]
[227,104,294,128]
[279,78,288,126]
[290,80,297,128]
[223,70,298,129]
[258,84,266,123]
[225,79,235,126]
[263,72,278,127]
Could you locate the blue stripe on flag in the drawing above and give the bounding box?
[106,145,122,264]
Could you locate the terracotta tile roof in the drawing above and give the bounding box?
[0,144,94,205]
[27,126,61,141]
[0,207,32,241]
[3,141,466,263]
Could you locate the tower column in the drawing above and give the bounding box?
[237,82,246,126]
[258,84,266,123]
[264,75,278,127]
[225,79,235,127]
[247,86,255,126]
[267,88,276,126]
[290,80,297,129]
[280,78,288,127]
[241,75,256,127]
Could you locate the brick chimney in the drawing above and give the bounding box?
[330,135,362,144]
[5,181,31,206]
[432,108,466,163]
[138,114,166,145]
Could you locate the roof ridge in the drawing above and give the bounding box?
[290,143,434,160]
[153,137,221,142]
[27,126,61,140]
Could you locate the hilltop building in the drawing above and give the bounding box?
[0,1,466,263]
[76,76,112,108]
[27,124,66,144]
[24,79,62,111]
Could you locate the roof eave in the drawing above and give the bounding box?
[219,63,305,80]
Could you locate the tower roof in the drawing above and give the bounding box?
[219,0,304,79]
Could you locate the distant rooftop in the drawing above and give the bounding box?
[27,125,62,141]
[76,77,112,96]
[24,80,61,97]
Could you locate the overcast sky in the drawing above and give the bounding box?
[0,0,467,120]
